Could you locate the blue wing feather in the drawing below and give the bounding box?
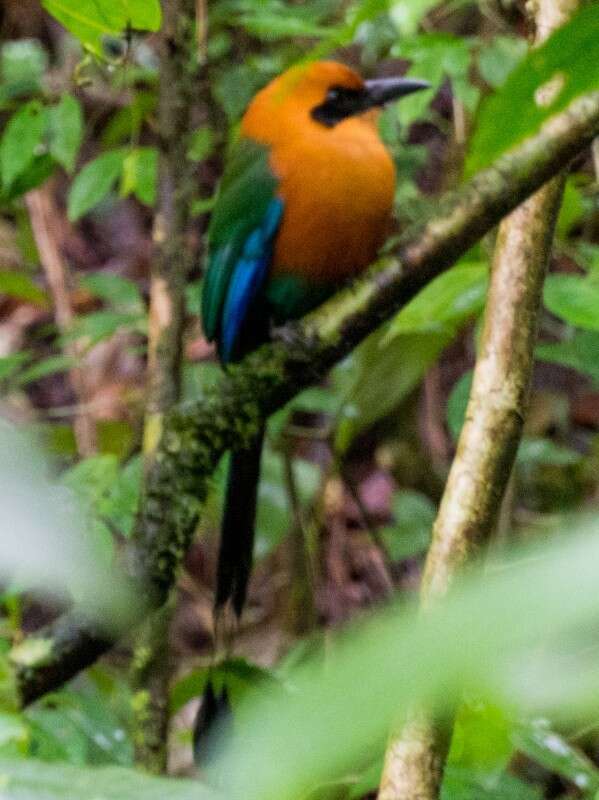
[220,198,284,362]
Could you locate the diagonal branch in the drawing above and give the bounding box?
[11,88,599,707]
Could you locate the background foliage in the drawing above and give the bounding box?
[0,0,598,798]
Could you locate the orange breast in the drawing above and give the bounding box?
[269,114,395,282]
[242,77,396,284]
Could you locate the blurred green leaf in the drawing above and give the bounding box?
[210,521,599,800]
[467,4,599,174]
[101,92,157,148]
[555,178,586,239]
[380,489,436,561]
[255,448,320,557]
[48,94,83,174]
[543,274,599,331]
[171,659,282,715]
[0,271,48,307]
[441,766,542,799]
[447,370,473,442]
[14,355,75,386]
[68,310,145,345]
[68,150,126,221]
[513,718,599,794]
[536,330,599,385]
[0,101,47,189]
[392,34,476,125]
[335,328,450,452]
[120,147,157,206]
[477,36,527,89]
[2,155,56,201]
[0,40,47,100]
[0,757,214,799]
[0,353,31,382]
[187,127,215,163]
[80,273,144,314]
[389,0,444,36]
[0,713,29,756]
[516,437,582,468]
[447,702,513,780]
[385,261,487,340]
[42,0,161,57]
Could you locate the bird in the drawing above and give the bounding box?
[201,60,429,620]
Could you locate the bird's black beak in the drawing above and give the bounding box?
[312,76,430,127]
[363,77,431,108]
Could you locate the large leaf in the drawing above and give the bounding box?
[334,328,451,453]
[543,274,599,331]
[41,0,161,57]
[467,4,599,174]
[0,758,213,800]
[536,330,599,386]
[209,520,599,800]
[385,261,488,340]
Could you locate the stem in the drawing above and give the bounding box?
[26,186,96,456]
[11,87,599,707]
[377,2,580,797]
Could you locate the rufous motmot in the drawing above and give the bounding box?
[202,60,429,619]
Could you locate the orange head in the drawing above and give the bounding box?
[241,60,429,146]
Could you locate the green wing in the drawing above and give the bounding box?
[201,138,279,343]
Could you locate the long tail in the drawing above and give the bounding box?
[214,427,265,617]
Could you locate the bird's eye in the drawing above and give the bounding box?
[327,88,340,102]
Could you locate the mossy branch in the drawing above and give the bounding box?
[12,88,599,707]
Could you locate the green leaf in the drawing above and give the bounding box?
[467,4,599,174]
[68,150,126,221]
[0,40,47,99]
[79,273,143,313]
[120,147,157,206]
[447,370,473,441]
[187,127,215,163]
[0,353,31,382]
[536,330,599,385]
[391,34,476,125]
[2,155,56,201]
[255,449,320,557]
[389,0,445,35]
[448,702,513,778]
[513,718,599,793]
[68,310,145,345]
[543,274,599,331]
[48,94,83,173]
[441,765,542,799]
[477,36,527,89]
[516,437,582,469]
[0,101,47,189]
[42,0,161,57]
[14,354,75,386]
[380,489,436,561]
[385,261,488,340]
[335,328,451,452]
[170,658,281,715]
[0,758,214,800]
[555,178,586,239]
[0,271,48,307]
